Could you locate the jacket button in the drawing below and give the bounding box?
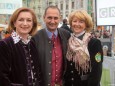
[32,66,34,69]
[33,82,35,85]
[49,61,51,64]
[50,51,52,53]
[49,73,51,75]
[71,71,73,73]
[48,84,50,86]
[71,78,74,80]
[31,60,33,63]
[34,72,36,75]
[49,41,51,43]
[70,63,73,66]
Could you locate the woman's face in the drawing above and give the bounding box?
[71,17,86,34]
[14,12,33,36]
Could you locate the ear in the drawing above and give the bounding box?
[43,15,45,22]
[60,16,62,20]
[13,22,16,27]
[58,16,61,22]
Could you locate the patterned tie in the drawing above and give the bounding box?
[52,33,55,46]
[52,33,55,42]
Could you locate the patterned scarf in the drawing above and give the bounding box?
[66,32,92,74]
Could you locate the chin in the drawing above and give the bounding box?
[21,32,29,35]
[74,32,80,34]
[48,28,56,31]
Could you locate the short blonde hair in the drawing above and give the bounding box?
[7,7,38,36]
[68,9,93,32]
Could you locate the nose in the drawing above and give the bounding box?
[50,19,55,23]
[23,20,27,25]
[76,21,80,25]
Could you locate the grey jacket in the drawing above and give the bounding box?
[33,28,70,86]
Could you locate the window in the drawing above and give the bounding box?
[72,2,74,9]
[66,4,68,10]
[49,2,52,6]
[81,0,83,7]
[61,4,63,10]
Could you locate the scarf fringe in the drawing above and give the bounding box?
[66,33,92,74]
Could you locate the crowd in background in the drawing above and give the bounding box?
[91,29,112,39]
[0,18,112,41]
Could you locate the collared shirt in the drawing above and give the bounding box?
[11,31,31,44]
[45,28,58,39]
[73,30,85,38]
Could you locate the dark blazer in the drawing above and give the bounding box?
[0,37,42,86]
[64,38,103,86]
[33,28,70,86]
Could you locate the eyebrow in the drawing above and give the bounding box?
[47,16,59,19]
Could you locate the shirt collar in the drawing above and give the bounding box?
[73,31,85,37]
[45,28,58,39]
[11,31,31,44]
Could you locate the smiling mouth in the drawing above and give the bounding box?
[21,27,29,29]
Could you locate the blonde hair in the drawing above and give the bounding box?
[68,9,93,32]
[7,7,38,36]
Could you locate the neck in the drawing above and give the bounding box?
[18,33,29,41]
[74,31,85,37]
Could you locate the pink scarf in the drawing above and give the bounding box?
[66,33,92,74]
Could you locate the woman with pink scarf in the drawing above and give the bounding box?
[64,9,103,86]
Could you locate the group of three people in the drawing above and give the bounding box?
[0,6,103,86]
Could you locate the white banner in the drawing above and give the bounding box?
[0,0,22,14]
[96,0,115,26]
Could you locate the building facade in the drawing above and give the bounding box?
[23,0,94,26]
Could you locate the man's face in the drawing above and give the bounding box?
[43,8,61,32]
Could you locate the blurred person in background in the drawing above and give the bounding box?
[0,7,42,86]
[61,19,72,33]
[4,31,11,38]
[64,9,103,86]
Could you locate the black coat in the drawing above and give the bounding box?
[64,38,103,86]
[0,37,42,86]
[33,28,70,86]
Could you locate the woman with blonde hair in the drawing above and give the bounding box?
[64,9,103,86]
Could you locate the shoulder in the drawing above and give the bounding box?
[88,38,102,48]
[35,29,45,36]
[0,40,6,47]
[0,37,13,52]
[58,28,71,38]
[0,37,12,45]
[33,29,45,39]
[32,28,46,44]
[58,27,70,34]
[89,38,101,44]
